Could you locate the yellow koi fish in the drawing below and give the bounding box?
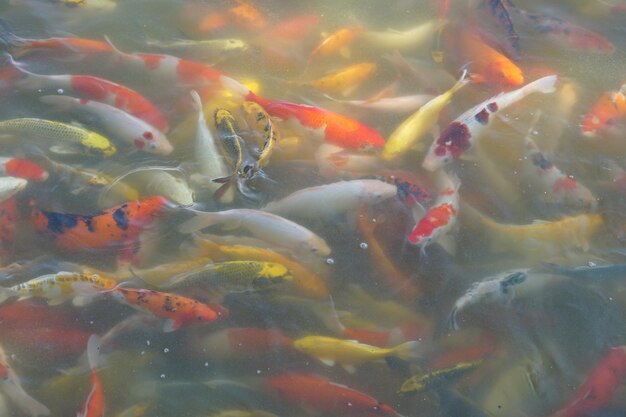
[295,62,377,96]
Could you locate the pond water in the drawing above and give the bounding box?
[0,1,625,416]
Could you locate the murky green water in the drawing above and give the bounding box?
[0,1,626,417]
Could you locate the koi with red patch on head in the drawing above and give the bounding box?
[246,92,384,150]
[423,75,557,171]
[107,288,224,332]
[407,172,460,254]
[266,373,402,417]
[31,196,169,260]
[581,86,626,136]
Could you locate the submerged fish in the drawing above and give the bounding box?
[144,37,249,61]
[0,176,27,203]
[397,359,484,395]
[77,335,104,417]
[242,101,279,168]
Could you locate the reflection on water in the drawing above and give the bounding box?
[0,0,625,416]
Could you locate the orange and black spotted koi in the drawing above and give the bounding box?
[31,196,170,261]
[106,287,227,332]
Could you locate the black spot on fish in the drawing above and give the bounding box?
[43,211,80,234]
[475,109,490,125]
[487,102,498,112]
[85,217,95,233]
[531,153,553,170]
[112,207,129,230]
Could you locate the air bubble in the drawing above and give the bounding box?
[359,242,368,250]
[160,374,166,379]
[163,348,170,353]
[57,88,64,94]
[326,258,335,265]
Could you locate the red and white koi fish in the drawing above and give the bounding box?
[77,335,104,417]
[548,346,626,417]
[0,343,50,416]
[243,91,385,150]
[407,171,460,254]
[0,54,169,131]
[520,114,597,213]
[39,95,173,155]
[581,81,626,136]
[422,75,558,171]
[106,287,225,332]
[0,157,48,182]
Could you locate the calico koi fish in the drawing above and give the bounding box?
[242,101,279,168]
[0,271,117,306]
[195,327,295,360]
[241,91,385,150]
[178,208,331,258]
[0,54,169,131]
[422,75,558,171]
[293,335,423,373]
[31,196,170,262]
[164,260,293,293]
[398,359,484,395]
[106,287,224,332]
[262,180,397,220]
[448,270,528,330]
[0,157,48,182]
[77,335,104,417]
[407,172,460,254]
[0,343,50,416]
[581,82,626,136]
[382,72,468,161]
[266,373,403,417]
[549,346,626,417]
[0,118,117,157]
[39,95,173,155]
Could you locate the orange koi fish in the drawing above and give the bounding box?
[0,157,48,182]
[548,346,626,417]
[449,30,523,86]
[296,62,377,96]
[266,373,402,417]
[31,196,170,262]
[77,335,104,417]
[0,55,169,131]
[107,287,225,332]
[581,82,626,136]
[244,91,385,150]
[195,327,295,360]
[227,0,268,31]
[307,27,364,66]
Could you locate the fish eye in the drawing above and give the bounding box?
[150,143,156,149]
[371,404,381,412]
[197,316,204,321]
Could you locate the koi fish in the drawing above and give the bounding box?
[314,144,382,178]
[357,207,421,303]
[194,327,294,360]
[77,335,104,417]
[39,95,173,155]
[324,93,435,115]
[519,114,597,213]
[106,287,224,332]
[144,37,249,62]
[0,157,48,182]
[307,27,364,65]
[448,270,528,330]
[0,343,50,416]
[0,197,17,259]
[549,346,626,417]
[178,208,331,257]
[397,359,484,395]
[382,73,468,161]
[266,373,403,417]
[448,30,523,86]
[243,91,386,150]
[0,176,27,203]
[189,91,234,204]
[107,167,194,207]
[513,5,615,54]
[164,260,293,293]
[227,0,268,32]
[408,171,460,254]
[294,62,377,97]
[0,271,117,306]
[480,0,521,59]
[262,180,397,220]
[293,335,423,373]
[31,196,170,262]
[422,75,558,171]
[342,324,423,348]
[242,101,279,168]
[461,203,604,256]
[580,82,626,136]
[0,118,117,157]
[361,20,440,52]
[0,54,169,131]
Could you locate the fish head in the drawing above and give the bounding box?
[580,91,625,136]
[551,177,597,211]
[82,132,117,157]
[191,303,219,324]
[360,180,398,204]
[292,336,315,355]
[134,130,174,155]
[302,236,331,257]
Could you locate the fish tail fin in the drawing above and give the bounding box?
[449,69,470,94]
[391,340,423,361]
[447,308,460,331]
[527,75,558,94]
[86,334,101,371]
[178,211,221,234]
